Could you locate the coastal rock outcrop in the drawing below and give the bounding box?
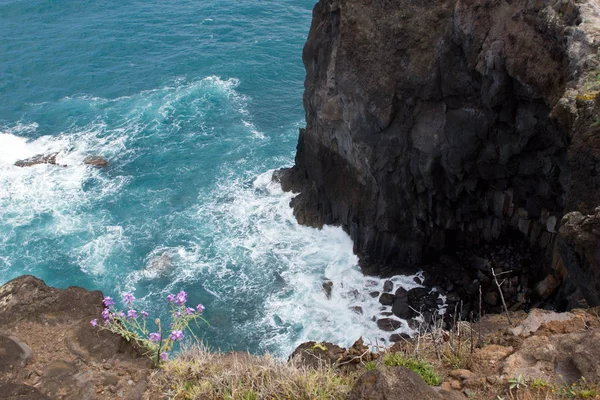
[14,152,61,167]
[0,276,152,400]
[278,0,600,307]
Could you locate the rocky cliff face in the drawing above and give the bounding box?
[278,0,600,306]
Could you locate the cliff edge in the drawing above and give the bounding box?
[277,0,600,307]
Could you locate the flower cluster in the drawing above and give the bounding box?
[91,289,206,366]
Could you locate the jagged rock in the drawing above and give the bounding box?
[14,153,60,167]
[351,306,363,315]
[348,367,442,400]
[83,155,108,168]
[510,309,576,337]
[277,0,600,307]
[0,276,152,399]
[289,341,346,369]
[322,281,333,299]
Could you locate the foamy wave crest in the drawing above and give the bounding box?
[121,166,422,357]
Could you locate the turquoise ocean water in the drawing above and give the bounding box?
[0,0,418,356]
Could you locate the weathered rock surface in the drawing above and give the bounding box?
[278,0,600,307]
[0,275,152,399]
[14,153,60,167]
[348,367,442,400]
[289,341,346,369]
[510,309,576,337]
[83,155,109,168]
[503,329,600,384]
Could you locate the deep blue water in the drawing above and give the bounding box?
[0,0,418,356]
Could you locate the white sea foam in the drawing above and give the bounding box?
[122,167,424,357]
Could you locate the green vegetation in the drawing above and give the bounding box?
[364,361,377,371]
[382,353,441,386]
[556,377,599,399]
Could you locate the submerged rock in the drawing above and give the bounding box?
[14,153,60,167]
[83,155,108,168]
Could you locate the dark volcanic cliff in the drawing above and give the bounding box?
[278,0,600,307]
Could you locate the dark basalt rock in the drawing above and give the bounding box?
[391,298,414,320]
[277,0,600,309]
[382,280,393,293]
[376,318,402,332]
[322,281,333,299]
[378,293,395,306]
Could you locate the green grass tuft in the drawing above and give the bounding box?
[382,353,442,386]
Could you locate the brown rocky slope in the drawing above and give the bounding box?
[276,0,600,308]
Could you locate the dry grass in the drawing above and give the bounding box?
[505,377,600,400]
[145,344,358,400]
[389,317,478,374]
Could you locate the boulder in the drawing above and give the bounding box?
[391,298,414,319]
[383,280,394,293]
[348,367,442,400]
[378,293,395,306]
[83,155,108,168]
[377,318,402,332]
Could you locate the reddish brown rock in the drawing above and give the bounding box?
[83,155,109,168]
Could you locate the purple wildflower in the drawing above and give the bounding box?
[149,332,161,343]
[170,330,183,341]
[118,311,125,318]
[175,311,181,318]
[196,304,205,313]
[90,319,98,327]
[175,290,187,306]
[123,292,135,305]
[102,308,111,321]
[127,309,137,319]
[103,296,115,307]
[140,311,149,319]
[166,293,176,303]
[186,307,195,315]
[160,352,168,361]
